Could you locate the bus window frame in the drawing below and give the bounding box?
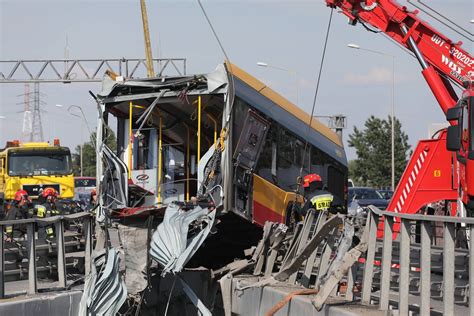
[271,142,277,178]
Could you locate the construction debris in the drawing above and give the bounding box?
[79,248,127,316]
[149,203,216,276]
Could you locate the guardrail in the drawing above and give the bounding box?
[361,206,474,315]
[0,212,93,298]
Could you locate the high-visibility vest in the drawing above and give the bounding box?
[35,205,47,218]
[309,193,334,211]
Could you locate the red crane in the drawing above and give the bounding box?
[325,0,473,215]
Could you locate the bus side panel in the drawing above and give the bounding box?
[252,174,287,226]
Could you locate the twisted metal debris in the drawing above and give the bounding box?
[79,248,127,316]
[149,203,216,276]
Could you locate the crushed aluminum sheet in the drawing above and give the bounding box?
[149,203,216,276]
[79,248,127,316]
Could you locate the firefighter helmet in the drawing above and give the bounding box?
[14,189,29,202]
[41,187,58,198]
[303,173,322,188]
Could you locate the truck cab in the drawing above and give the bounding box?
[0,140,74,202]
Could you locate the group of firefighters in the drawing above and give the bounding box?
[2,187,97,242]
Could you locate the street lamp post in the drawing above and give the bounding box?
[257,62,299,106]
[58,104,88,177]
[70,113,84,177]
[68,105,85,177]
[348,44,396,191]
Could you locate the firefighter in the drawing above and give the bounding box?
[299,173,335,217]
[36,187,60,241]
[5,189,32,240]
[89,188,97,209]
[0,196,5,220]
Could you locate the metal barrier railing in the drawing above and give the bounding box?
[362,206,474,315]
[0,212,93,298]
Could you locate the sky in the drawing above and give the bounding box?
[0,0,472,161]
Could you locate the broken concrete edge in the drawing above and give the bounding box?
[0,290,83,316]
[229,276,385,316]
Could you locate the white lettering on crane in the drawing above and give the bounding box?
[442,55,462,74]
[431,34,445,48]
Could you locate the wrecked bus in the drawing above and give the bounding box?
[94,62,347,225]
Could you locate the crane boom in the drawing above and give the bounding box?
[323,0,474,217]
[326,0,472,113]
[140,0,155,78]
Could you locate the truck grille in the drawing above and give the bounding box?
[22,184,60,197]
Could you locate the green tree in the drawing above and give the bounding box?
[72,129,117,177]
[348,160,358,185]
[348,115,411,188]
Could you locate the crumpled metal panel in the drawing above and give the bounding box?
[149,203,216,275]
[205,63,228,93]
[79,248,127,316]
[99,145,129,222]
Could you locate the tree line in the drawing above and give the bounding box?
[348,115,411,188]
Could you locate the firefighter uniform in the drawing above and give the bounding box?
[36,202,60,240]
[300,191,334,216]
[5,190,33,239]
[5,204,29,238]
[37,188,60,241]
[299,173,335,217]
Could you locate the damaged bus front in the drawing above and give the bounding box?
[94,62,348,225]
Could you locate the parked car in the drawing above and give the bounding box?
[377,189,394,200]
[74,176,96,204]
[348,187,389,211]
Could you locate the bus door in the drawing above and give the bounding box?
[161,144,186,204]
[233,110,270,219]
[130,128,158,206]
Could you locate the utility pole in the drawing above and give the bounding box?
[31,82,44,141]
[140,0,155,78]
[18,82,44,141]
[21,84,32,142]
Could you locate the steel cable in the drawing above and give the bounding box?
[297,8,335,190]
[196,0,236,128]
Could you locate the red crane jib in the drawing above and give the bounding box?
[324,0,472,220]
[325,0,472,102]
